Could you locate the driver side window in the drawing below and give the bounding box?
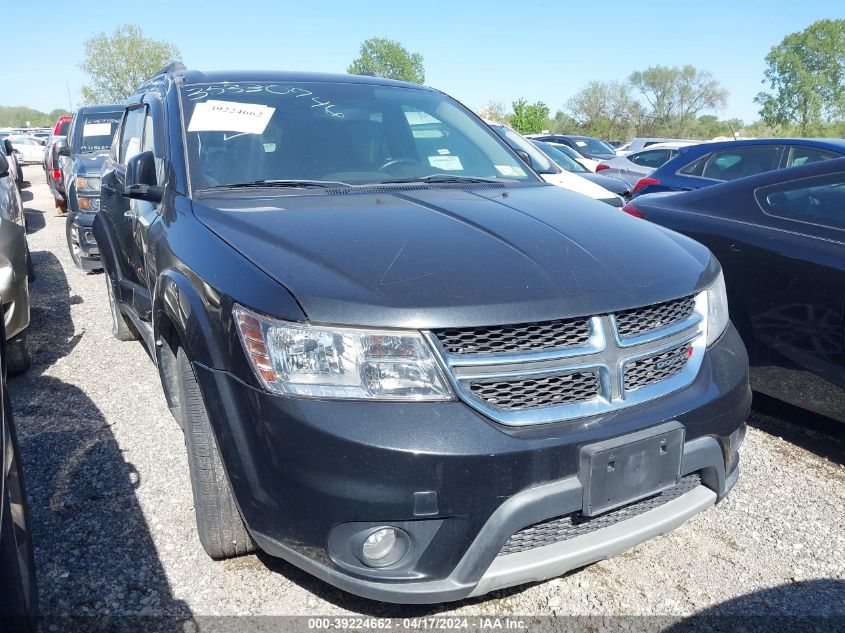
[119,107,146,165]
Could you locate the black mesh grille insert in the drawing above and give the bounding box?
[498,473,702,556]
[468,372,599,411]
[624,344,691,391]
[615,296,695,339]
[434,319,591,355]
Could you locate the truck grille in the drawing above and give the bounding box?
[429,294,705,426]
[469,372,599,411]
[624,344,692,391]
[434,319,591,355]
[498,473,702,556]
[615,296,695,339]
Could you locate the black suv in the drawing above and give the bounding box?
[95,66,751,604]
[59,104,123,270]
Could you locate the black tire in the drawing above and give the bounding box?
[25,246,34,284]
[105,275,137,341]
[6,333,30,377]
[0,394,38,631]
[65,221,82,270]
[177,348,256,559]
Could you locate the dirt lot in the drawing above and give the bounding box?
[9,165,845,629]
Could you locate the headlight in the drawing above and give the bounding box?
[75,176,101,193]
[705,269,729,346]
[233,305,453,400]
[77,197,100,211]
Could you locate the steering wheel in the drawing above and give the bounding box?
[377,158,422,174]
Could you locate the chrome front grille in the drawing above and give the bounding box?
[614,296,695,339]
[426,294,707,426]
[624,344,692,391]
[434,318,591,355]
[469,371,599,411]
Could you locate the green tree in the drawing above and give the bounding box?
[348,38,425,84]
[755,19,845,135]
[0,106,70,127]
[79,24,181,104]
[566,80,643,140]
[508,99,550,134]
[629,65,726,135]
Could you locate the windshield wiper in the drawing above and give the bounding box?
[376,174,503,185]
[200,179,351,190]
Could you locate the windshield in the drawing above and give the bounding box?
[488,125,555,174]
[179,82,535,188]
[532,140,588,173]
[76,111,122,153]
[571,137,615,155]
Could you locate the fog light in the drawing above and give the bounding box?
[362,528,397,562]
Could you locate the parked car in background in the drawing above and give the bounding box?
[616,138,697,155]
[532,139,631,199]
[528,134,617,161]
[487,122,624,205]
[541,141,600,172]
[632,138,845,197]
[2,141,23,190]
[60,104,123,270]
[0,308,38,630]
[624,158,844,422]
[0,152,31,375]
[95,66,749,603]
[45,115,72,212]
[6,137,43,166]
[597,142,699,187]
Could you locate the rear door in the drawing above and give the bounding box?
[741,174,845,419]
[625,149,672,184]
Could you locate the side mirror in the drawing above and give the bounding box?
[514,149,532,166]
[58,146,71,157]
[0,154,8,178]
[2,139,12,156]
[52,138,68,161]
[124,151,163,203]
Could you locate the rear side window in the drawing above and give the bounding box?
[629,149,670,169]
[698,146,781,182]
[758,173,845,231]
[785,146,840,168]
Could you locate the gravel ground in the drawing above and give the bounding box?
[9,165,845,629]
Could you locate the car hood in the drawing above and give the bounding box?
[72,152,108,174]
[192,184,714,328]
[578,173,630,196]
[540,170,617,199]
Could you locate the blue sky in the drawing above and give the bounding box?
[2,1,843,123]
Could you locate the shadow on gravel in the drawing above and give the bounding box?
[23,208,45,235]
[664,579,845,632]
[20,189,33,203]
[8,251,192,630]
[750,394,845,466]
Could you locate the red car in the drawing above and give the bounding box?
[44,115,72,211]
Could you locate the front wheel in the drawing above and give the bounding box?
[0,394,38,630]
[6,333,30,377]
[65,222,82,270]
[177,348,256,559]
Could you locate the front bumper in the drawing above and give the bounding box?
[66,211,101,270]
[194,324,750,603]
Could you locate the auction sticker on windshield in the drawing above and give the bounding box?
[83,123,112,137]
[428,155,463,171]
[188,100,275,134]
